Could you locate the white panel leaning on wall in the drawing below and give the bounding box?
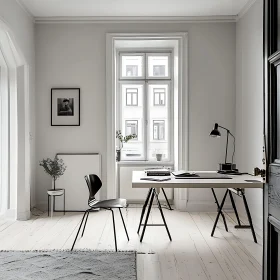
[55,153,101,211]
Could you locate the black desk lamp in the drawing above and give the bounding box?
[210,123,237,172]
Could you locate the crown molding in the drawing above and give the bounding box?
[16,0,35,21]
[236,0,257,21]
[34,15,237,24]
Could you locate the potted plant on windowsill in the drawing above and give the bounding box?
[39,155,67,190]
[116,130,137,161]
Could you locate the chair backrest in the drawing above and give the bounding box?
[84,174,102,203]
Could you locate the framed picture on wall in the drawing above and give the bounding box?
[51,88,80,126]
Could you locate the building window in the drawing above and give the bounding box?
[126,65,138,77]
[154,88,166,106]
[126,88,138,106]
[125,120,138,139]
[118,52,172,161]
[153,120,165,140]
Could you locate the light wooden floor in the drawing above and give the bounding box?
[0,206,262,280]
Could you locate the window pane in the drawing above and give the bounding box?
[121,55,143,78]
[121,84,144,160]
[126,120,138,138]
[153,120,165,140]
[147,84,169,161]
[148,55,169,78]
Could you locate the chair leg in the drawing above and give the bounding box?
[48,195,50,217]
[71,211,87,251]
[81,210,90,237]
[119,208,129,241]
[64,190,66,215]
[51,195,54,218]
[110,209,117,252]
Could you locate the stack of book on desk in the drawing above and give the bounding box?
[145,168,171,176]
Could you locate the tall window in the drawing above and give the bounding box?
[118,52,172,161]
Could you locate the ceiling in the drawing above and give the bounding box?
[19,0,253,18]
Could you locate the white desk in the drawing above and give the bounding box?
[132,171,263,189]
[132,171,263,242]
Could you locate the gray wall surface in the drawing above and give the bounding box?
[235,0,263,230]
[35,22,236,209]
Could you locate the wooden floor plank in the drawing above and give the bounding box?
[0,208,262,280]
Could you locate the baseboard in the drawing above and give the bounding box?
[1,209,16,219]
[185,201,233,212]
[17,210,31,221]
[35,201,47,211]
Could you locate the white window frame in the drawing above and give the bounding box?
[106,33,188,211]
[117,51,173,162]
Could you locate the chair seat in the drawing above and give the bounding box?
[90,198,127,209]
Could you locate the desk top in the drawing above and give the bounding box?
[132,171,264,189]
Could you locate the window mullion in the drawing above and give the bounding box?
[144,80,148,161]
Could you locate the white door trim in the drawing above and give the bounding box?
[0,19,31,220]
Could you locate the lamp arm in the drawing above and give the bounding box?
[218,125,235,164]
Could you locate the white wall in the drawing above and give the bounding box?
[236,0,263,230]
[35,22,236,209]
[0,0,36,209]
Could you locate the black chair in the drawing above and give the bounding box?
[71,174,129,251]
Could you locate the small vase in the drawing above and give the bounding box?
[116,150,121,162]
[156,154,163,161]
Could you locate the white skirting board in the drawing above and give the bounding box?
[54,153,101,211]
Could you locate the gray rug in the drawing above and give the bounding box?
[0,250,137,280]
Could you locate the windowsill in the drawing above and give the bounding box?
[117,161,174,166]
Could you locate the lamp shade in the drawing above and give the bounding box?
[210,123,221,137]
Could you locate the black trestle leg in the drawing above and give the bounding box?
[211,188,228,232]
[110,209,117,251]
[71,211,87,251]
[228,190,242,226]
[155,189,172,241]
[137,188,152,234]
[161,188,173,210]
[140,189,155,242]
[119,208,129,241]
[242,194,258,243]
[211,189,229,237]
[81,210,90,237]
